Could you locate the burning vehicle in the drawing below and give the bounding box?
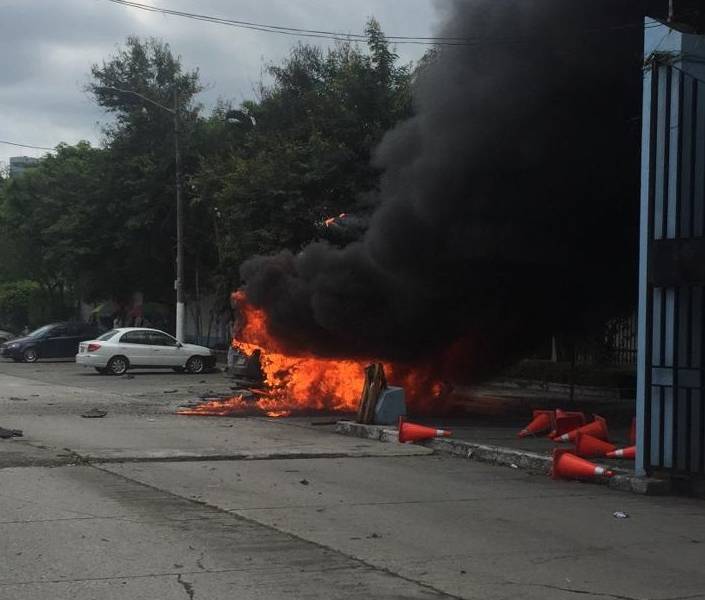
[184,0,643,420]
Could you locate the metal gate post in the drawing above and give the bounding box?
[637,18,705,478]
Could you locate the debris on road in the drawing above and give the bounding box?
[613,511,630,519]
[8,396,27,402]
[163,389,178,394]
[0,427,23,439]
[357,362,387,424]
[299,479,310,486]
[81,408,107,419]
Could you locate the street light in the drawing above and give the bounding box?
[224,109,256,130]
[95,85,186,342]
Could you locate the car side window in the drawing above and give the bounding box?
[147,331,178,347]
[80,326,98,338]
[120,331,149,345]
[52,326,68,337]
[67,324,81,336]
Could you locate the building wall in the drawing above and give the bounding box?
[184,294,230,349]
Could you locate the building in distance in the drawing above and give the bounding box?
[9,156,41,178]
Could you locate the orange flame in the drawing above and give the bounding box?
[176,394,299,418]
[322,213,347,228]
[180,290,449,418]
[229,290,365,415]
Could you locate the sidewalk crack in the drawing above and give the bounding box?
[176,573,195,600]
[504,581,705,600]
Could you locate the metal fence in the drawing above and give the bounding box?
[572,314,637,367]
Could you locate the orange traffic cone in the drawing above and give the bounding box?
[554,415,609,443]
[398,417,452,443]
[607,446,636,460]
[551,449,614,480]
[574,431,616,458]
[518,410,554,438]
[550,411,586,439]
[629,417,636,446]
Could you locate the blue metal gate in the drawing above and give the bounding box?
[637,21,705,476]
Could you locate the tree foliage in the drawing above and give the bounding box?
[197,19,413,291]
[0,142,105,309]
[0,280,41,331]
[87,36,207,303]
[0,22,414,317]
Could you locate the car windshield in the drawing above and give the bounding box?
[96,329,118,341]
[28,325,55,338]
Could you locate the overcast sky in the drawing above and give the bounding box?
[0,0,439,169]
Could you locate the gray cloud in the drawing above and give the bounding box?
[0,0,436,167]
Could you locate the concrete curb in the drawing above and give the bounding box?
[74,446,432,464]
[335,421,671,496]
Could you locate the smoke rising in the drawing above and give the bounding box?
[241,0,644,380]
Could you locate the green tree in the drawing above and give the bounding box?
[0,142,107,315]
[196,20,413,291]
[88,36,209,304]
[0,280,41,330]
[1,26,415,324]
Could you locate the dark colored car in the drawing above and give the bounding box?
[0,329,15,344]
[0,322,100,363]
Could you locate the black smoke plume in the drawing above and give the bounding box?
[241,0,645,380]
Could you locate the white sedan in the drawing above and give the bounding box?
[76,328,216,375]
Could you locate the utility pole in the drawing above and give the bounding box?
[174,89,185,342]
[94,84,187,341]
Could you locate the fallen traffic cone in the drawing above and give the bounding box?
[574,431,616,458]
[553,415,609,443]
[518,410,554,438]
[398,417,452,443]
[550,410,586,439]
[607,446,636,460]
[551,449,614,480]
[629,417,636,445]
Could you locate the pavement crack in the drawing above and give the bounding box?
[176,573,196,600]
[502,581,655,600]
[0,516,96,525]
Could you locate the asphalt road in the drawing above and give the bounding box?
[1,360,704,599]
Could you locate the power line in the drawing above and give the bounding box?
[0,139,54,151]
[104,0,662,48]
[104,0,465,44]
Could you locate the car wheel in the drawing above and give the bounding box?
[107,356,129,376]
[185,356,205,374]
[23,348,39,363]
[94,367,108,375]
